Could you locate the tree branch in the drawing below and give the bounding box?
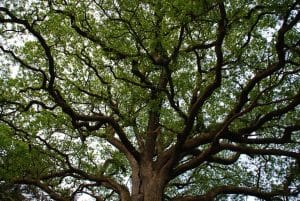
[220,142,300,159]
[14,178,69,201]
[171,185,297,201]
[167,3,227,172]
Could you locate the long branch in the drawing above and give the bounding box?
[171,185,296,201]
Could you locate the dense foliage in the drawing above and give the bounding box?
[0,0,299,201]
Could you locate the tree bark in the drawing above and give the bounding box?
[131,159,168,201]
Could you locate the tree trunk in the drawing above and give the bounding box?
[142,177,165,201]
[131,161,168,201]
[131,176,165,201]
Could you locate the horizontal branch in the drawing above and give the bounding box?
[14,178,69,201]
[207,152,241,165]
[220,142,300,159]
[183,41,217,52]
[227,125,300,144]
[171,185,295,201]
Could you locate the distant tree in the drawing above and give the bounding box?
[0,1,299,201]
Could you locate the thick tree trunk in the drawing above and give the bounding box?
[131,176,165,201]
[142,176,165,201]
[131,161,168,201]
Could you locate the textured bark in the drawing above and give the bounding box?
[131,159,168,201]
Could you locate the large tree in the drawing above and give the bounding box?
[0,0,299,200]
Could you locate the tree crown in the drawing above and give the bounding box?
[0,0,299,200]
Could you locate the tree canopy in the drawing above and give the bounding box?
[0,0,299,201]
